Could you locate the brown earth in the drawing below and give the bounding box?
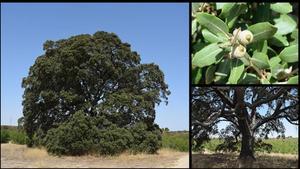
[1,143,188,168]
[192,152,298,168]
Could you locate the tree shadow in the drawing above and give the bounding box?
[192,153,298,168]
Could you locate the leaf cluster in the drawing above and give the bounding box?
[192,3,298,84]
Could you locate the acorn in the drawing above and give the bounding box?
[239,30,253,45]
[232,45,246,58]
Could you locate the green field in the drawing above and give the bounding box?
[263,138,298,154]
[203,138,298,154]
[1,126,27,145]
[162,131,189,152]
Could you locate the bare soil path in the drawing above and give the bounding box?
[1,144,188,168]
[171,154,189,168]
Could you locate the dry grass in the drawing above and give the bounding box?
[23,147,48,159]
[1,144,188,168]
[192,152,298,168]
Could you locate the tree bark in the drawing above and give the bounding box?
[234,88,255,168]
[238,134,255,168]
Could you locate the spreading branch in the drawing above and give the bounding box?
[213,88,234,107]
[249,88,290,109]
[253,103,298,131]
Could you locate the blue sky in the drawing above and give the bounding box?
[1,3,189,131]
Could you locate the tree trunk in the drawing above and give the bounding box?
[234,88,256,168]
[238,134,255,168]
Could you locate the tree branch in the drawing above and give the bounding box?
[192,111,221,127]
[285,116,299,125]
[192,104,227,127]
[249,88,289,109]
[220,110,239,128]
[253,103,297,131]
[213,88,234,107]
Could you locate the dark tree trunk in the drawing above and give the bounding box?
[234,88,255,168]
[239,134,255,168]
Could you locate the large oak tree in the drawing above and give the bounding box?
[21,31,170,149]
[192,87,298,168]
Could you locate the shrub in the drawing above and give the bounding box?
[1,128,27,144]
[43,111,162,156]
[129,122,162,154]
[9,130,27,145]
[192,3,298,84]
[94,125,133,155]
[44,111,95,156]
[32,127,46,147]
[162,132,189,152]
[41,110,165,156]
[1,130,10,143]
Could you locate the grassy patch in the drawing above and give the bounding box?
[162,132,189,152]
[264,138,298,154]
[1,127,27,145]
[203,138,223,152]
[1,130,10,143]
[203,138,298,154]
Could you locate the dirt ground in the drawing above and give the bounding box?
[171,154,189,168]
[1,144,189,168]
[192,152,298,168]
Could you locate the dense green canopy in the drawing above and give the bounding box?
[21,31,170,155]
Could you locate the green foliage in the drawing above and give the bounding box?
[228,59,244,84]
[1,128,27,144]
[196,13,229,40]
[202,138,223,152]
[161,127,170,132]
[129,122,162,154]
[43,112,162,156]
[21,31,170,155]
[32,127,46,147]
[95,125,132,155]
[270,3,292,14]
[264,138,298,154]
[162,132,189,152]
[192,2,298,84]
[192,43,223,68]
[1,130,10,143]
[279,45,298,63]
[17,117,25,130]
[248,22,277,43]
[8,130,27,145]
[44,111,95,156]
